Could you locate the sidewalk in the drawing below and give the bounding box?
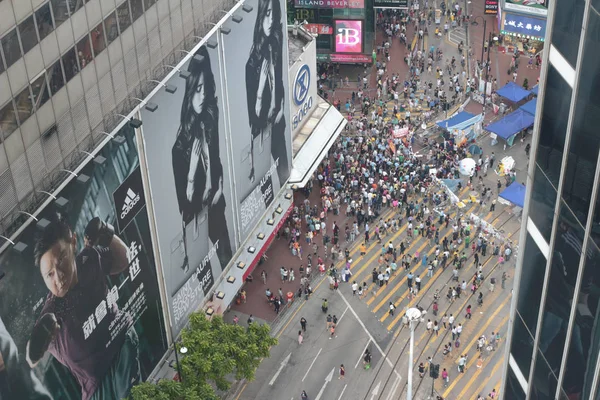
[228,186,357,323]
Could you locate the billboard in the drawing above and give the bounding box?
[504,0,547,17]
[373,0,408,8]
[304,23,333,35]
[222,0,293,239]
[485,0,499,14]
[294,0,365,9]
[335,20,363,53]
[139,35,238,334]
[0,133,167,400]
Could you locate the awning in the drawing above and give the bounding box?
[519,98,537,116]
[288,99,347,187]
[530,85,539,96]
[496,82,531,103]
[485,108,535,139]
[499,181,526,208]
[436,111,478,130]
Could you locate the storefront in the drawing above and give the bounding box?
[500,11,546,55]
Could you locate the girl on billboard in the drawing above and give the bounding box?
[172,45,232,273]
[246,0,289,184]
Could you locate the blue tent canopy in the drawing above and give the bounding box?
[499,181,526,208]
[436,111,477,129]
[485,109,535,139]
[530,85,539,96]
[496,82,531,103]
[519,98,537,116]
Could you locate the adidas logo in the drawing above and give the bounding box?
[121,188,140,219]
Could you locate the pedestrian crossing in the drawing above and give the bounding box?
[448,25,467,47]
[344,186,517,335]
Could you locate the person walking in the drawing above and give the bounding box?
[339,364,346,379]
[301,390,309,400]
[389,302,396,316]
[352,281,358,295]
[298,330,304,345]
[465,305,472,319]
[300,317,307,332]
[458,355,467,373]
[501,271,509,289]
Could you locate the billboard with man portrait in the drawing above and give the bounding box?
[221,0,293,240]
[0,131,167,400]
[138,31,238,334]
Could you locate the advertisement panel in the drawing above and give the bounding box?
[222,0,293,239]
[501,12,546,39]
[335,20,363,53]
[289,40,318,136]
[485,0,499,14]
[139,34,238,334]
[504,0,547,17]
[373,0,408,8]
[0,133,167,400]
[294,0,365,9]
[304,23,333,35]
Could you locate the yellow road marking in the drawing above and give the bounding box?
[441,313,510,398]
[458,360,504,400]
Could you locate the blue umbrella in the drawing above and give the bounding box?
[468,144,482,155]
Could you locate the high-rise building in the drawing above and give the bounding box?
[501,0,600,397]
[0,0,233,238]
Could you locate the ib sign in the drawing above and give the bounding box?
[335,20,363,53]
[292,64,313,130]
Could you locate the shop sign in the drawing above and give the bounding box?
[317,53,331,62]
[330,53,371,63]
[484,0,498,14]
[374,0,409,8]
[504,0,547,17]
[292,64,314,130]
[502,13,546,39]
[304,23,333,34]
[294,0,364,9]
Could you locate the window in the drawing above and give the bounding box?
[117,1,132,32]
[61,47,79,82]
[91,22,106,56]
[104,11,119,45]
[66,0,83,14]
[0,101,18,139]
[50,0,70,28]
[35,3,55,41]
[76,34,93,69]
[31,73,51,109]
[1,28,22,69]
[14,86,34,125]
[130,0,144,21]
[47,59,65,93]
[19,16,39,55]
[143,0,156,9]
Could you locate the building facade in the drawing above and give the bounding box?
[501,0,600,397]
[0,0,233,239]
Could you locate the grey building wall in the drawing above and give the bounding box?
[0,0,235,237]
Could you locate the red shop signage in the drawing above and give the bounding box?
[330,53,371,63]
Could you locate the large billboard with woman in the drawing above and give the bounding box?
[222,0,293,239]
[138,34,238,333]
[0,132,167,400]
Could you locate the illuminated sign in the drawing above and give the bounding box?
[335,20,363,53]
[484,0,498,14]
[330,53,371,63]
[304,24,333,35]
[294,0,364,8]
[373,0,408,7]
[505,0,547,17]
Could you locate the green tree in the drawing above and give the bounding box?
[129,314,277,400]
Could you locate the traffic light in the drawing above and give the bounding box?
[430,363,440,379]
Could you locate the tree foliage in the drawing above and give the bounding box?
[129,314,277,400]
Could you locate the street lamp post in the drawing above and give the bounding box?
[173,344,188,383]
[482,31,493,114]
[406,307,423,400]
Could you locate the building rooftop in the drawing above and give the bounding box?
[287,27,313,66]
